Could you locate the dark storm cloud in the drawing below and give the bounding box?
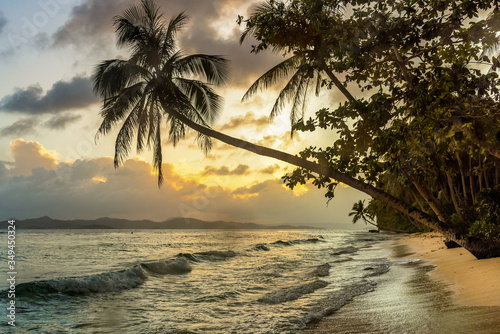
[0,75,98,114]
[0,11,7,35]
[45,113,82,129]
[0,118,38,137]
[52,0,136,48]
[52,0,283,88]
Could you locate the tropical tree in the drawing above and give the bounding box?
[348,200,376,227]
[93,0,500,258]
[93,0,229,185]
[239,0,500,257]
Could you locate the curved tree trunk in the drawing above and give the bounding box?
[163,104,500,259]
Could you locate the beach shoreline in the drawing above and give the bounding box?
[400,232,500,307]
[304,232,500,333]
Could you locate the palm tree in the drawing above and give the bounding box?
[93,0,499,258]
[348,200,377,228]
[239,1,355,128]
[93,0,229,185]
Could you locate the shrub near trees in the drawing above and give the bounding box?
[95,0,500,258]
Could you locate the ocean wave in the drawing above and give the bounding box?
[253,243,271,251]
[14,265,148,296]
[311,263,331,277]
[304,280,377,324]
[361,260,391,278]
[194,290,242,303]
[331,246,358,255]
[270,237,325,247]
[195,250,237,260]
[141,257,192,275]
[331,257,354,263]
[9,258,192,297]
[258,280,329,304]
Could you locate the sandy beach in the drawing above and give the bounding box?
[402,232,500,307]
[304,233,500,333]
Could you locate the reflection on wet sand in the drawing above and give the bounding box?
[304,242,500,334]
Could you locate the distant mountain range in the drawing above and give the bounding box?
[0,216,317,230]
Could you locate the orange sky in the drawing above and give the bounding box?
[0,0,369,228]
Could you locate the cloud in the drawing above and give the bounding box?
[51,0,283,88]
[233,180,270,195]
[254,131,301,151]
[0,11,7,35]
[0,118,39,137]
[9,138,58,176]
[218,111,269,130]
[0,139,370,227]
[259,164,280,174]
[52,0,136,49]
[0,75,97,114]
[45,113,82,129]
[202,164,250,176]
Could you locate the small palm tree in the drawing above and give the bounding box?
[93,0,229,185]
[348,200,378,228]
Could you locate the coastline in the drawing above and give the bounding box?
[304,232,500,333]
[401,232,500,307]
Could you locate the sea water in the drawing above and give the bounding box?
[0,229,396,333]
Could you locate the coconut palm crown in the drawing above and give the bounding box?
[93,0,229,185]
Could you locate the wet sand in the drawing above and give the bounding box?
[403,232,500,307]
[304,234,500,333]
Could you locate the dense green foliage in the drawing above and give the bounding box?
[241,0,500,235]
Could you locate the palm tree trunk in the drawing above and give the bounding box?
[412,180,450,223]
[469,156,476,203]
[478,155,484,191]
[320,61,355,102]
[446,173,463,221]
[455,152,468,201]
[163,104,500,258]
[410,188,426,212]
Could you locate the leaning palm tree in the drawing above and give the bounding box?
[93,0,499,258]
[93,0,229,185]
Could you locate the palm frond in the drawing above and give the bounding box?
[269,68,309,121]
[239,1,276,46]
[114,104,140,167]
[175,54,230,86]
[160,11,188,58]
[96,81,146,139]
[242,54,303,102]
[174,77,223,125]
[93,60,150,99]
[195,132,213,155]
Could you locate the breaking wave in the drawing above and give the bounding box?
[311,263,331,277]
[258,280,329,304]
[8,258,193,297]
[304,280,377,324]
[14,266,149,296]
[331,246,358,256]
[270,237,325,247]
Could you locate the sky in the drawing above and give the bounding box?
[0,0,370,228]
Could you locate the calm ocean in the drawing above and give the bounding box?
[0,229,399,333]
